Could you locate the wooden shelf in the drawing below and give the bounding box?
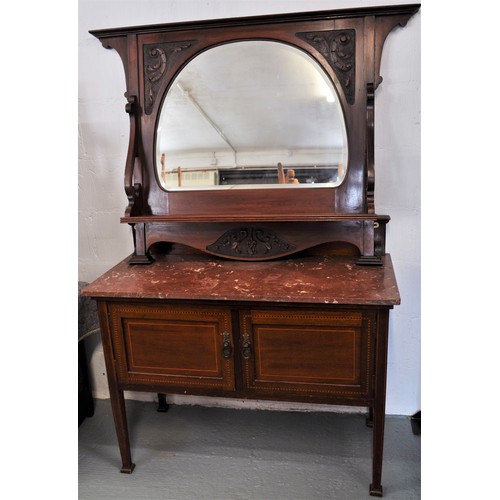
[121,214,390,224]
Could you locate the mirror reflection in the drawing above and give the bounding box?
[156,41,348,190]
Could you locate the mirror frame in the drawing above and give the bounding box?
[154,40,349,191]
[90,4,420,264]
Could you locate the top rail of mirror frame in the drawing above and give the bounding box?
[89,4,420,40]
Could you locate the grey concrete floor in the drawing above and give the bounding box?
[79,400,420,499]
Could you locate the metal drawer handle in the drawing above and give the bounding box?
[242,334,252,360]
[222,332,232,359]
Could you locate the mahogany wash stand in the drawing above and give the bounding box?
[83,4,419,496]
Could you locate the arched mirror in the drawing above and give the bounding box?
[156,41,348,190]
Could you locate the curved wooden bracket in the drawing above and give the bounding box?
[125,183,143,219]
[124,93,137,184]
[124,93,142,217]
[373,12,417,90]
[366,83,375,214]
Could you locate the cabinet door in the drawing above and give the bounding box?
[108,302,235,392]
[240,309,374,399]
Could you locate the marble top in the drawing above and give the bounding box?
[82,254,400,306]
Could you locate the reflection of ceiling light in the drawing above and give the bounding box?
[325,88,335,103]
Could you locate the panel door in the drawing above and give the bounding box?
[108,302,235,392]
[240,309,375,399]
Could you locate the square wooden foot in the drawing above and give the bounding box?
[369,483,383,497]
[120,463,136,474]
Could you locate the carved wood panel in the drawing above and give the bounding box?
[296,29,355,104]
[143,41,196,114]
[206,227,296,259]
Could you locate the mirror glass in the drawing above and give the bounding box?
[156,41,348,190]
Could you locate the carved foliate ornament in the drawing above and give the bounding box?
[207,227,296,259]
[143,41,196,114]
[296,29,355,104]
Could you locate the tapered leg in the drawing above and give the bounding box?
[366,405,374,428]
[97,301,135,473]
[157,393,170,413]
[370,406,386,496]
[369,309,390,497]
[109,388,136,473]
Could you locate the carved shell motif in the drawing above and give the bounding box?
[143,41,195,114]
[296,29,355,104]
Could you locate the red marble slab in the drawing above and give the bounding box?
[82,254,400,306]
